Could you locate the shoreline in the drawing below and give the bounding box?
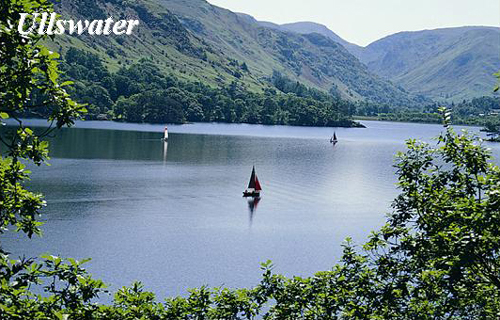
[5,117,366,130]
[353,116,486,128]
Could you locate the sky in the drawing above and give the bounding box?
[207,0,500,46]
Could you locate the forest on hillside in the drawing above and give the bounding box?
[45,48,361,127]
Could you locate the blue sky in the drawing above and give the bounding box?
[208,0,500,46]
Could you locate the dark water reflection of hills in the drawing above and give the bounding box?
[43,127,349,167]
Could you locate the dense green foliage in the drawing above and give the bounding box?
[56,48,359,127]
[0,0,85,239]
[1,0,100,318]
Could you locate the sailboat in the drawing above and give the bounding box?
[243,166,262,197]
[163,126,169,141]
[330,132,338,144]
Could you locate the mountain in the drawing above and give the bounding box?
[52,0,262,89]
[51,0,422,106]
[265,20,500,101]
[356,27,500,101]
[260,21,363,57]
[158,0,422,105]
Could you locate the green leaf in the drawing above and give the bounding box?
[60,80,73,87]
[0,112,8,119]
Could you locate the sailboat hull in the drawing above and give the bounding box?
[243,190,261,197]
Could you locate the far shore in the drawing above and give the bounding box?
[353,116,486,128]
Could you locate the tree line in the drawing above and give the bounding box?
[354,96,500,126]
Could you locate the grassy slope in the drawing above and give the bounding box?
[264,21,364,57]
[358,27,500,101]
[160,0,422,105]
[268,21,500,102]
[52,0,421,106]
[51,0,265,91]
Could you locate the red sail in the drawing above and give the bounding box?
[255,175,262,191]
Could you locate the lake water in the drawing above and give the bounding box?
[2,120,498,299]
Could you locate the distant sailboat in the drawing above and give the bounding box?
[330,132,338,144]
[243,166,262,197]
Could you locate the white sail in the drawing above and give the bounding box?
[164,126,169,141]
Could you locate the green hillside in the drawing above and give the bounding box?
[269,21,500,102]
[52,0,259,88]
[161,0,422,105]
[257,20,363,57]
[357,27,500,101]
[51,0,422,108]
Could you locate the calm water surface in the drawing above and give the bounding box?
[3,120,498,299]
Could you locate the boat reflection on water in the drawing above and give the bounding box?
[247,196,261,225]
[163,141,168,163]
